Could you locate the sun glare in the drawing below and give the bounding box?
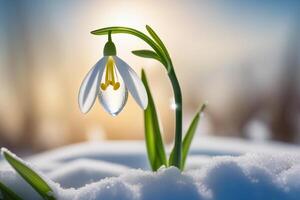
[103,2,144,29]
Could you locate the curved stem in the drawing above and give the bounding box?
[92,27,168,67]
[92,26,183,169]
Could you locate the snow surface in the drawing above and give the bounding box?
[1,136,300,200]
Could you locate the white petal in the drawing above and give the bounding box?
[78,57,107,113]
[98,70,128,116]
[114,56,148,109]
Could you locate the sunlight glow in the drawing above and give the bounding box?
[170,97,177,110]
[86,126,107,141]
[103,1,144,29]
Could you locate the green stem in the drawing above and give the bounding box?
[168,67,182,168]
[108,31,112,41]
[91,26,183,169]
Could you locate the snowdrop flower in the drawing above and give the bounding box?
[79,33,148,116]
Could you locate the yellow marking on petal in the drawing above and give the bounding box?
[100,56,121,91]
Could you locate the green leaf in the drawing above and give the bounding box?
[1,149,56,200]
[141,69,167,171]
[132,50,162,63]
[181,103,207,169]
[0,182,23,200]
[168,148,175,168]
[145,25,172,72]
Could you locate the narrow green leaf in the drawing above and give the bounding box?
[181,103,207,169]
[145,25,172,72]
[0,182,23,200]
[168,148,175,168]
[169,103,206,170]
[1,149,56,200]
[141,69,167,171]
[132,50,162,63]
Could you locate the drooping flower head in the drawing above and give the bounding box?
[79,32,148,116]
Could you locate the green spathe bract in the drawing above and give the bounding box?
[92,25,206,170]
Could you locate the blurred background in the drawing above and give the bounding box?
[0,0,300,154]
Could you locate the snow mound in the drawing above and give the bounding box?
[2,153,300,200]
[188,154,300,200]
[26,141,149,170]
[48,159,130,188]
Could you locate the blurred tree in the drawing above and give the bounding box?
[2,0,37,151]
[271,17,300,142]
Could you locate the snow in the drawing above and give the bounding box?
[1,137,300,200]
[48,159,130,188]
